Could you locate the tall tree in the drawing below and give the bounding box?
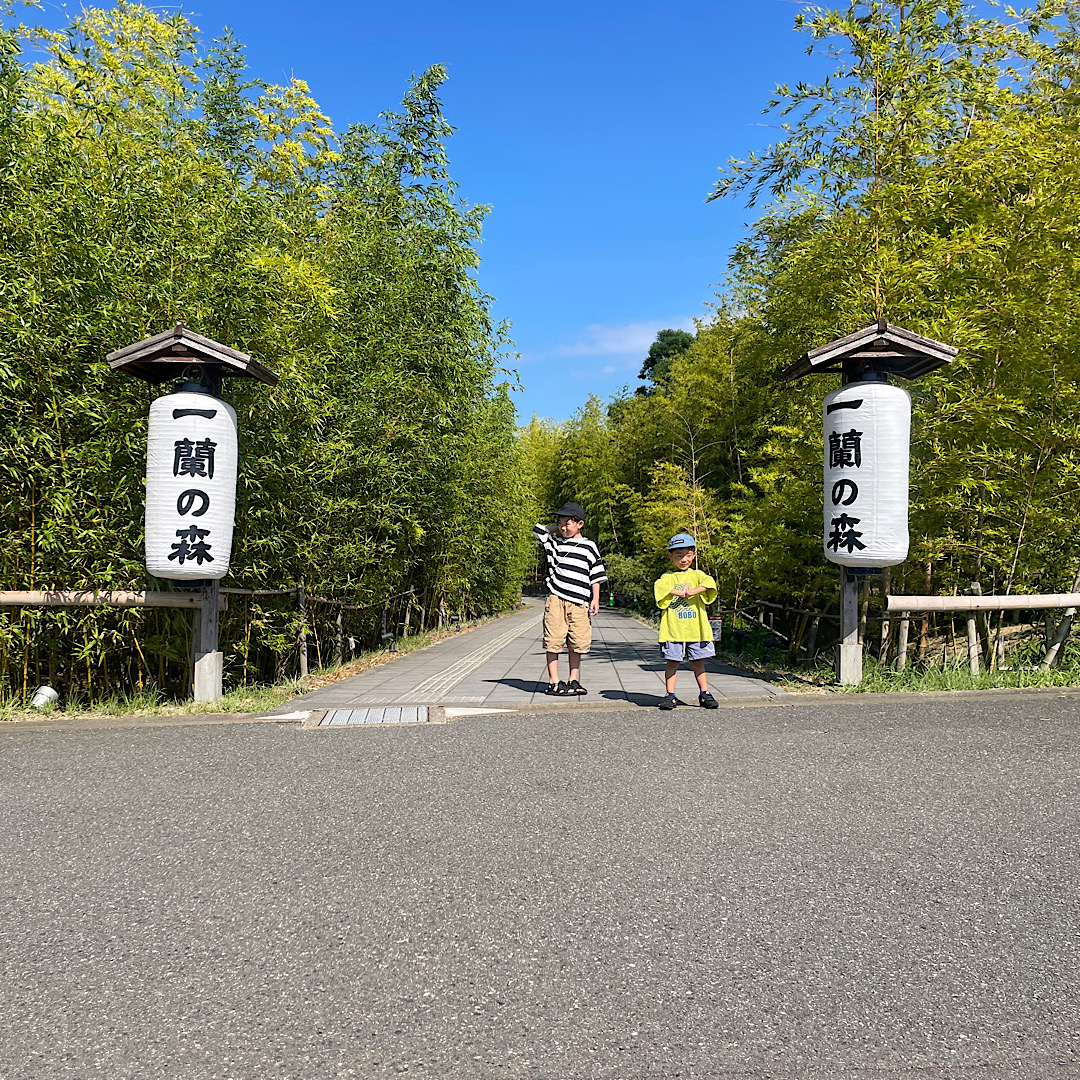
[638,328,695,390]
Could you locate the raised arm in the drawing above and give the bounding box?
[533,522,556,554]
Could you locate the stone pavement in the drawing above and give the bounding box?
[285,598,782,711]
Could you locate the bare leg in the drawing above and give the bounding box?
[665,660,680,695]
[568,649,582,683]
[690,658,708,693]
[546,652,560,684]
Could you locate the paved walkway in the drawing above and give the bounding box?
[286,599,782,711]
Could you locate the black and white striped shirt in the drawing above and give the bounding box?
[533,523,607,606]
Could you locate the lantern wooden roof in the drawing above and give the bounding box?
[107,324,280,387]
[781,320,957,382]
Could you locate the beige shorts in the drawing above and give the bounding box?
[543,595,592,654]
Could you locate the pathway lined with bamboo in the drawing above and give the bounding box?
[284,598,783,711]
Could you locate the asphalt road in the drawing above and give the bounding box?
[2,691,1079,1079]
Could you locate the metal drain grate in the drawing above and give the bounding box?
[322,707,428,726]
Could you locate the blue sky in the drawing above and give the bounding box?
[49,0,826,420]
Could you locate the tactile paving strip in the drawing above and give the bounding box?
[322,707,428,726]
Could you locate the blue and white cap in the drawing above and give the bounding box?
[667,532,696,551]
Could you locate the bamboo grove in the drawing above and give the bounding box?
[521,1,1080,668]
[0,3,533,701]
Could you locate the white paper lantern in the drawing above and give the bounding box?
[145,392,238,580]
[822,381,910,567]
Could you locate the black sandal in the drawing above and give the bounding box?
[566,680,588,696]
[544,681,569,695]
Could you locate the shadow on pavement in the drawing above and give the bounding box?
[486,679,661,707]
[488,678,548,695]
[593,642,760,682]
[598,690,659,707]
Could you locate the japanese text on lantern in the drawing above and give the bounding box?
[168,437,217,565]
[827,425,866,554]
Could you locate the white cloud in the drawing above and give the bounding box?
[557,318,696,358]
[602,364,617,375]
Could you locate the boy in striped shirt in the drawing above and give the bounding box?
[533,501,607,696]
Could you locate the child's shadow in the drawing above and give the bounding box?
[487,678,552,694]
[598,690,662,707]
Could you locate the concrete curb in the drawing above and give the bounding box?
[0,711,305,733]
[7,679,1079,734]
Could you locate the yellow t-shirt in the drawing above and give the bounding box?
[654,569,718,642]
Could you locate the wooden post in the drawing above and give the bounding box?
[1039,563,1080,670]
[966,615,979,675]
[193,579,223,703]
[189,605,200,698]
[805,615,821,659]
[896,615,910,671]
[402,586,414,638]
[918,560,932,661]
[836,569,862,684]
[297,577,308,679]
[879,569,891,659]
[989,607,1004,672]
[790,611,809,657]
[1041,607,1074,670]
[967,581,981,676]
[334,607,344,666]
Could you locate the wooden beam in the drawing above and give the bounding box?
[887,593,1080,613]
[0,590,227,609]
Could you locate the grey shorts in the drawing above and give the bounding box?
[660,640,715,662]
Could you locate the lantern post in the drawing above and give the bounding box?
[107,325,279,703]
[781,320,957,685]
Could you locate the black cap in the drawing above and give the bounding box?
[556,501,585,521]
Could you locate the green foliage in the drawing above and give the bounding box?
[637,327,695,389]
[0,3,529,702]
[713,0,1062,208]
[524,0,1080,676]
[851,655,1080,693]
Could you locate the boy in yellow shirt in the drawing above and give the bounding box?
[653,532,719,710]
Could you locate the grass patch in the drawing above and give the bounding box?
[847,657,1080,693]
[0,607,521,722]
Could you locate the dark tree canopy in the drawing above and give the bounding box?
[638,328,695,388]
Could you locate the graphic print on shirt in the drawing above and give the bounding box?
[670,596,700,622]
